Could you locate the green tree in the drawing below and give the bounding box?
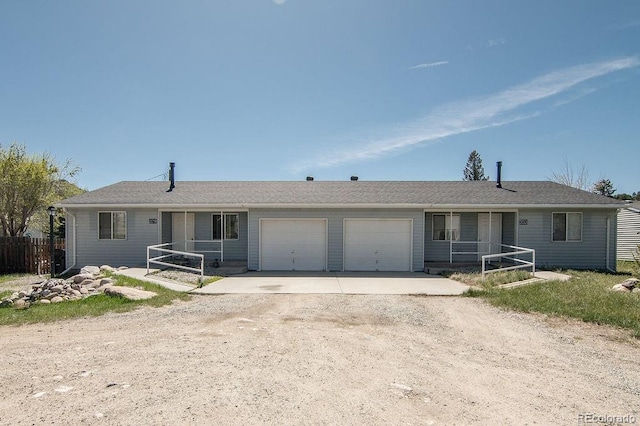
[0,143,80,236]
[463,150,489,181]
[29,179,85,237]
[592,178,616,197]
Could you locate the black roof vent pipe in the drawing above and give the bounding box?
[496,161,502,189]
[168,162,176,192]
[306,176,314,181]
[350,176,358,181]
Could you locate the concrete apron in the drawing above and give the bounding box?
[194,271,470,296]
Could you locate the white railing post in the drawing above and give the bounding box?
[482,255,486,279]
[532,250,536,276]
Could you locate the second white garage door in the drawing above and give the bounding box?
[260,219,327,271]
[344,219,413,272]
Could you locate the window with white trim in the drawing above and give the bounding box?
[552,212,582,242]
[98,211,127,240]
[432,214,460,241]
[212,213,239,240]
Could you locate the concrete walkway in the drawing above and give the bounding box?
[115,269,469,295]
[114,269,571,296]
[195,271,469,295]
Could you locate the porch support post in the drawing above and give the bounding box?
[449,211,453,264]
[488,211,492,256]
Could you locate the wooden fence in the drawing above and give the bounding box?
[0,237,65,275]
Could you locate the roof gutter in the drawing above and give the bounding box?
[58,202,625,210]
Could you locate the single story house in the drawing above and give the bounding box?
[58,170,623,274]
[617,202,640,261]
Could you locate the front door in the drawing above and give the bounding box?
[172,213,195,252]
[478,213,502,260]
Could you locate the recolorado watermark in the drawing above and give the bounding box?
[578,413,637,424]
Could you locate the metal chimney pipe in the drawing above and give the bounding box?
[350,176,358,181]
[168,162,176,192]
[496,161,502,188]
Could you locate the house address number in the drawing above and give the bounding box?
[149,218,158,224]
[519,219,528,226]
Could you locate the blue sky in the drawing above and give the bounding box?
[1,1,639,193]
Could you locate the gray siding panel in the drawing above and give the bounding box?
[617,209,640,261]
[517,209,616,270]
[68,208,159,268]
[248,209,424,271]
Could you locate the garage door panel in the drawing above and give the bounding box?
[260,219,327,271]
[344,219,412,272]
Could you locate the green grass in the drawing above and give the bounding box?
[467,269,640,338]
[0,274,191,326]
[617,260,639,276]
[449,269,533,289]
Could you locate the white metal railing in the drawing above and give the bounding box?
[482,244,535,278]
[147,243,205,283]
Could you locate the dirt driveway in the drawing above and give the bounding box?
[1,294,638,425]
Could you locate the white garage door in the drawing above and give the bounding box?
[260,219,327,271]
[344,219,413,271]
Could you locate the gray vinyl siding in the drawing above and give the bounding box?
[248,209,424,271]
[617,208,640,261]
[66,208,159,268]
[517,209,616,270]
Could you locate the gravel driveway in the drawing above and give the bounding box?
[1,293,638,425]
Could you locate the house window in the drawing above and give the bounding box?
[432,214,460,241]
[98,211,127,240]
[552,212,582,242]
[213,213,239,240]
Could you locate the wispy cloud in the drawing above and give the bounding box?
[487,38,507,48]
[290,57,639,173]
[408,61,449,70]
[608,19,640,30]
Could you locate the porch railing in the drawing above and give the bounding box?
[448,240,536,278]
[481,244,535,278]
[147,243,205,283]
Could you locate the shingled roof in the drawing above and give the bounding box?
[59,180,623,209]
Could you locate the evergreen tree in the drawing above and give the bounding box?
[592,178,616,197]
[463,150,488,181]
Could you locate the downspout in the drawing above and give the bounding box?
[606,216,615,273]
[59,209,77,276]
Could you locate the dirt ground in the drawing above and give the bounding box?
[1,288,639,425]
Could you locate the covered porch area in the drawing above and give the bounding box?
[146,210,249,281]
[424,210,535,277]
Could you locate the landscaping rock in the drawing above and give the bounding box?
[611,284,631,292]
[80,266,101,276]
[74,274,93,284]
[103,286,157,301]
[0,264,152,309]
[620,278,638,290]
[100,265,115,273]
[13,299,27,308]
